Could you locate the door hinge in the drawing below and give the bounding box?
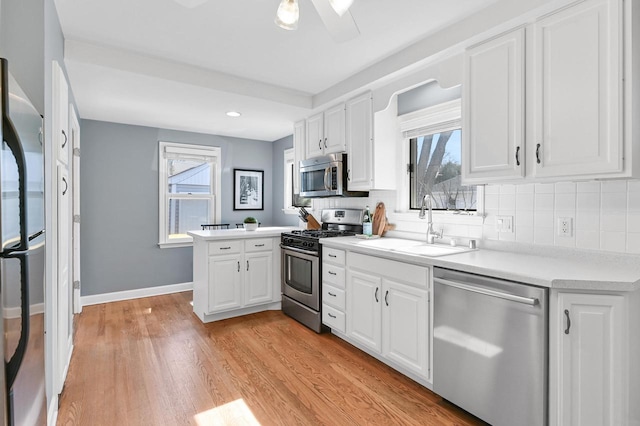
[73,215,81,223]
[73,147,80,157]
[73,281,80,290]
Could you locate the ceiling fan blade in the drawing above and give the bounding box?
[309,0,360,43]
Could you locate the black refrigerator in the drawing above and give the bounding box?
[0,58,47,425]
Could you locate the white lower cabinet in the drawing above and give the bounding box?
[345,252,430,381]
[193,237,279,321]
[551,291,625,426]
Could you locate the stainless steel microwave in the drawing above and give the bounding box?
[299,153,368,198]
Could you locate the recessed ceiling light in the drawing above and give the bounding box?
[226,111,241,117]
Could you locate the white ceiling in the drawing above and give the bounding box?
[54,0,498,141]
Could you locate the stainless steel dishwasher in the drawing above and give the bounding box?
[433,267,548,426]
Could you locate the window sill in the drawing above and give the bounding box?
[282,208,300,215]
[158,241,193,249]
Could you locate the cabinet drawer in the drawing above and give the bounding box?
[244,238,273,252]
[323,247,345,265]
[322,304,345,333]
[323,284,345,310]
[209,240,242,255]
[323,264,345,288]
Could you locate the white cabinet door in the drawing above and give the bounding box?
[208,255,243,313]
[323,103,346,154]
[56,166,72,393]
[346,92,373,191]
[244,251,273,307]
[293,120,306,192]
[346,269,382,353]
[382,279,429,379]
[53,62,69,165]
[531,0,622,178]
[462,28,525,184]
[553,292,624,426]
[306,113,324,158]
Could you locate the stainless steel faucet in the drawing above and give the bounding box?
[419,194,443,244]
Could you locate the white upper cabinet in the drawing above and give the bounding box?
[530,0,622,178]
[305,103,346,158]
[346,92,373,191]
[463,28,525,184]
[463,0,628,184]
[306,112,324,158]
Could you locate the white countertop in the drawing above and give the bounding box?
[188,226,299,241]
[320,236,640,292]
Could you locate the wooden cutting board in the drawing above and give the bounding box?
[373,202,387,236]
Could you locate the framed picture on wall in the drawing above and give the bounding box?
[233,169,264,210]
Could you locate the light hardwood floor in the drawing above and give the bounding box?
[57,292,486,425]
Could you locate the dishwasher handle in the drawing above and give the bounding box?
[434,277,539,306]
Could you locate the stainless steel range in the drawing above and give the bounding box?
[281,209,363,332]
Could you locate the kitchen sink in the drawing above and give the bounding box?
[356,238,474,257]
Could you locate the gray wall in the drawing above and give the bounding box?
[271,134,299,226]
[80,119,277,296]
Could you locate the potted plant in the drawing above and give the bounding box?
[243,216,258,231]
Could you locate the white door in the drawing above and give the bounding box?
[554,292,624,426]
[208,255,243,313]
[244,252,273,306]
[462,27,525,183]
[346,269,381,353]
[56,165,72,393]
[323,103,346,154]
[382,280,429,379]
[531,0,622,178]
[346,92,373,191]
[70,105,81,314]
[306,113,324,158]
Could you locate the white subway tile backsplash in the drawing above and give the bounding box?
[534,227,554,245]
[601,192,627,211]
[499,194,516,211]
[535,183,555,194]
[576,210,600,230]
[515,226,534,244]
[534,211,554,229]
[554,234,576,248]
[627,213,640,233]
[576,230,600,250]
[500,184,516,195]
[600,231,626,252]
[515,210,534,228]
[516,183,535,194]
[485,185,500,195]
[628,181,640,193]
[577,181,601,193]
[516,193,534,211]
[577,192,600,211]
[555,193,576,211]
[485,194,500,211]
[600,213,626,232]
[534,193,554,211]
[628,191,640,212]
[627,233,640,254]
[555,182,576,193]
[602,180,627,193]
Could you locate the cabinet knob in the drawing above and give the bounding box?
[564,309,571,334]
[61,129,68,149]
[385,290,389,306]
[328,292,336,297]
[318,139,322,150]
[237,261,240,272]
[536,144,542,164]
[324,138,327,149]
[515,146,521,166]
[375,287,379,303]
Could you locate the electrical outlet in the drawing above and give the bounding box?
[557,217,573,237]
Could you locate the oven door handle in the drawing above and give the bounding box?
[281,245,318,259]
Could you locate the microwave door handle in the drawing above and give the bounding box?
[324,168,331,191]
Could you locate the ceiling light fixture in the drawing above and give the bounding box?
[226,111,241,117]
[275,0,299,31]
[328,0,354,16]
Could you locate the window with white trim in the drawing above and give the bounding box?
[399,99,480,214]
[158,142,221,248]
[284,148,295,212]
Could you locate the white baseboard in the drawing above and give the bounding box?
[3,302,45,320]
[47,395,58,426]
[80,282,193,307]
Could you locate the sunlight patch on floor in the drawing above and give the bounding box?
[194,399,261,425]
